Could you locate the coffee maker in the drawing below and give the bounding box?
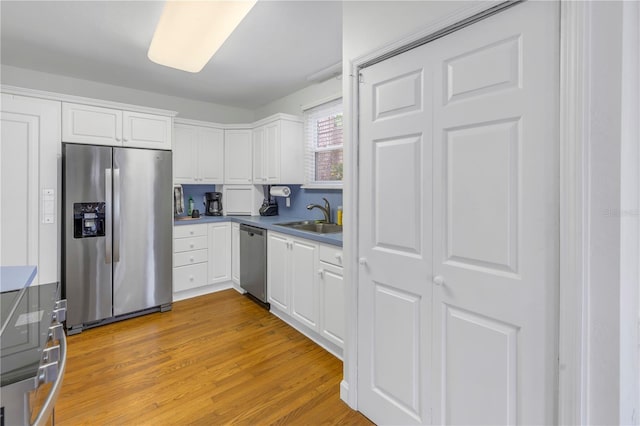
[204,192,223,216]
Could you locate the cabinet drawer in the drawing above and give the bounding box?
[174,224,208,238]
[319,244,343,267]
[173,263,208,292]
[174,249,208,267]
[174,236,207,253]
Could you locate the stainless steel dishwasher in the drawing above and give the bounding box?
[239,224,268,307]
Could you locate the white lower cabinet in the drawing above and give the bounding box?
[208,222,231,284]
[318,245,345,347]
[173,222,231,295]
[173,224,209,292]
[267,232,290,311]
[267,231,344,353]
[231,223,240,285]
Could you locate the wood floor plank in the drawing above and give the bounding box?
[56,289,373,425]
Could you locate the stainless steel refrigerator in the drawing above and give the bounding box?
[63,144,173,334]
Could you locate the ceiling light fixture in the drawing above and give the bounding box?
[148,0,257,73]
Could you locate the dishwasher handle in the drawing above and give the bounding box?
[239,224,265,236]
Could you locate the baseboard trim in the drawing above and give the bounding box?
[172,281,233,302]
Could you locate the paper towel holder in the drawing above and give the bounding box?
[270,186,291,197]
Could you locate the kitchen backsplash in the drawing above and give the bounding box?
[178,184,342,221]
[179,184,218,215]
[272,185,342,221]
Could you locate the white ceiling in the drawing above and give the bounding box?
[0,0,342,110]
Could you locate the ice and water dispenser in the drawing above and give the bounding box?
[73,202,106,238]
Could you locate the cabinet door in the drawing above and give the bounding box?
[122,111,172,150]
[290,237,319,330]
[319,262,345,347]
[279,119,305,184]
[208,222,231,284]
[231,223,240,285]
[1,95,61,284]
[263,121,281,183]
[62,102,122,146]
[252,126,265,183]
[224,129,252,184]
[267,232,289,312]
[173,124,198,184]
[198,127,224,184]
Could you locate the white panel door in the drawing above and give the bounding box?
[231,223,240,285]
[357,2,559,425]
[267,232,290,312]
[358,46,433,424]
[1,94,61,284]
[290,237,319,330]
[264,121,281,183]
[173,124,197,184]
[252,126,265,183]
[430,3,559,424]
[122,111,172,150]
[198,127,224,184]
[224,129,253,184]
[62,102,122,146]
[208,222,231,284]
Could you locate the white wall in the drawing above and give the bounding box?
[0,64,255,123]
[253,76,341,120]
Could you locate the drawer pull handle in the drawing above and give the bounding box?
[189,275,194,281]
[190,243,194,248]
[335,253,343,262]
[190,257,194,262]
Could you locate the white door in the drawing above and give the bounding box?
[62,102,122,146]
[174,124,197,183]
[357,2,559,424]
[122,111,172,150]
[358,39,434,424]
[267,232,290,312]
[224,129,253,184]
[264,121,281,183]
[208,222,231,284]
[290,237,319,330]
[252,126,265,182]
[1,94,61,284]
[198,127,224,184]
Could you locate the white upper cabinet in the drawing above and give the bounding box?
[252,115,304,184]
[224,129,253,184]
[62,103,122,146]
[174,121,224,184]
[62,102,172,150]
[122,111,172,150]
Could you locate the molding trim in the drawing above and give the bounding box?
[172,281,233,302]
[300,92,342,112]
[558,1,589,424]
[0,84,178,116]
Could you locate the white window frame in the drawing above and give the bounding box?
[302,95,344,189]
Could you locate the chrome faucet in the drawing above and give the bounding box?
[307,197,331,223]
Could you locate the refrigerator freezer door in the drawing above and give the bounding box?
[113,148,172,315]
[63,144,113,328]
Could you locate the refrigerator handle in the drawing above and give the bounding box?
[105,168,112,264]
[113,168,121,263]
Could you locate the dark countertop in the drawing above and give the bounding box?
[174,215,343,247]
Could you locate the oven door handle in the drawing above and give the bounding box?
[32,330,67,426]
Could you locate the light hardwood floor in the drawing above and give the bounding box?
[56,289,373,425]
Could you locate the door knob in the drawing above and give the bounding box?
[433,275,445,286]
[359,257,367,266]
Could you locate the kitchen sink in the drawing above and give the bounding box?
[275,220,343,234]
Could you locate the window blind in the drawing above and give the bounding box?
[304,98,343,187]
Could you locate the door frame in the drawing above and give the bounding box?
[343,1,622,423]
